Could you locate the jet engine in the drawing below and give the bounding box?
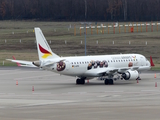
[32,61,40,67]
[122,70,139,80]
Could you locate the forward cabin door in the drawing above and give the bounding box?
[65,60,70,71]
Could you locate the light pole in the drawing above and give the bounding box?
[80,22,91,56]
[83,0,87,56]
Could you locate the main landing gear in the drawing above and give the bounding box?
[104,79,114,85]
[76,78,85,85]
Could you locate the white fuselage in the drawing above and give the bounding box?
[45,54,150,77]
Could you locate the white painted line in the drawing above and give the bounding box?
[113,95,121,97]
[105,91,124,93]
[14,74,57,80]
[141,90,160,92]
[20,100,75,107]
[91,26,95,28]
[102,26,106,28]
[108,25,112,27]
[125,25,128,27]
[119,25,123,27]
[0,93,6,95]
[98,95,111,98]
[141,24,145,26]
[152,23,156,25]
[8,93,15,95]
[97,26,101,28]
[137,24,140,26]
[157,23,160,25]
[32,92,51,95]
[80,92,87,94]
[0,71,38,76]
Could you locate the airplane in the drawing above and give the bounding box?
[7,28,154,85]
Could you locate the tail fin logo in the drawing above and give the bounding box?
[39,44,52,58]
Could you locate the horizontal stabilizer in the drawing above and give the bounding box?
[6,59,36,67]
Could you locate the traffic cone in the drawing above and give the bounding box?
[32,86,34,92]
[87,80,89,83]
[16,81,18,85]
[155,82,157,87]
[154,73,156,78]
[137,79,139,84]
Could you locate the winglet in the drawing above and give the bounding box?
[12,56,21,66]
[150,56,155,67]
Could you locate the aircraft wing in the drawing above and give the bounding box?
[107,66,140,74]
[6,59,36,67]
[84,67,118,77]
[84,66,141,77]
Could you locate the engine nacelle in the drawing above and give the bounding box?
[122,70,139,80]
[32,61,40,67]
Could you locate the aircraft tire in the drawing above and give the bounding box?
[76,79,81,84]
[108,79,114,85]
[104,79,108,85]
[76,79,85,85]
[80,79,85,84]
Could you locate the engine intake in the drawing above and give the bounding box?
[122,70,139,80]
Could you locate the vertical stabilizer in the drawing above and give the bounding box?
[34,28,60,61]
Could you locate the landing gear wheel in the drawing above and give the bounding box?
[76,79,81,84]
[108,79,114,85]
[104,79,108,85]
[76,79,85,85]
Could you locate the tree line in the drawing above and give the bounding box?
[0,0,160,21]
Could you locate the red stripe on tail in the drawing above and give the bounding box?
[39,44,51,54]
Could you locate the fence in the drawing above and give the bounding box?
[74,22,160,36]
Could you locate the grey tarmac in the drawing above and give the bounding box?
[0,67,160,120]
